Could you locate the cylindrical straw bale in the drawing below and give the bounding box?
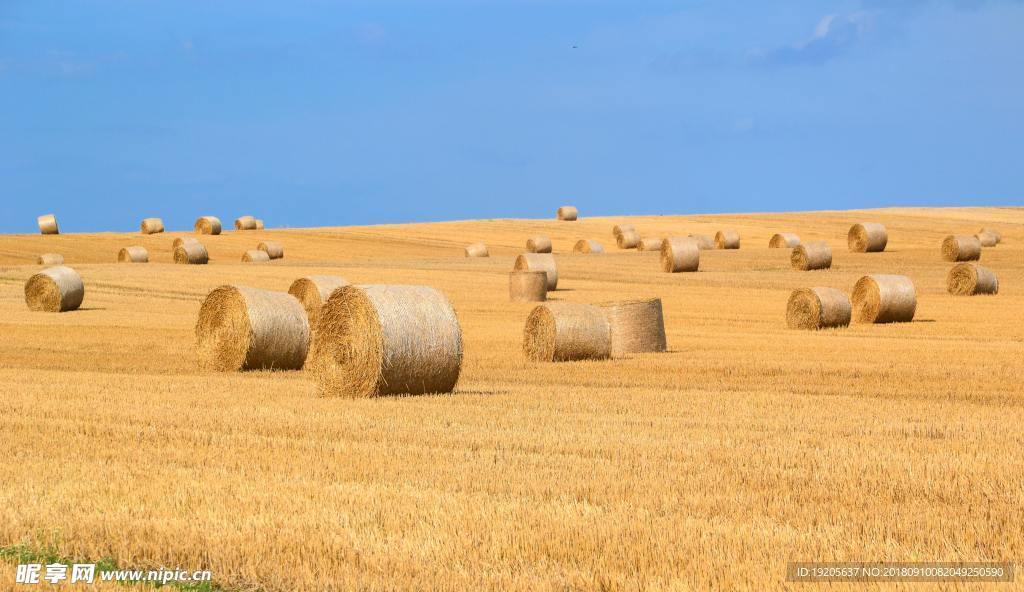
[660,237,699,272]
[523,302,611,362]
[786,288,851,330]
[234,216,257,230]
[977,228,1001,245]
[526,235,552,253]
[852,274,916,323]
[941,235,981,262]
[597,298,667,357]
[258,241,284,259]
[194,216,222,235]
[140,218,165,234]
[24,266,84,312]
[616,230,640,249]
[288,275,350,325]
[37,253,64,266]
[174,242,209,265]
[612,224,635,239]
[514,253,558,290]
[464,243,489,257]
[947,263,999,296]
[172,237,201,250]
[117,246,149,263]
[509,271,547,302]
[688,234,714,250]
[791,241,832,271]
[638,237,664,252]
[975,230,998,247]
[848,223,888,252]
[37,214,59,235]
[715,230,740,249]
[557,206,578,221]
[769,233,800,248]
[242,250,270,263]
[573,240,604,254]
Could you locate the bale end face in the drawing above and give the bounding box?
[786,288,851,330]
[947,263,999,296]
[24,266,84,312]
[851,274,916,323]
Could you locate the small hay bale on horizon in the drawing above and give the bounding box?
[660,237,699,272]
[941,235,981,262]
[37,214,59,235]
[234,216,257,230]
[848,222,888,252]
[688,234,714,250]
[597,298,667,358]
[288,275,350,325]
[526,236,552,253]
[243,250,270,263]
[514,253,558,290]
[174,242,209,265]
[557,206,578,221]
[769,233,800,248]
[523,302,610,362]
[637,237,664,252]
[509,271,547,302]
[715,230,740,249]
[140,218,165,235]
[616,230,640,249]
[258,240,284,259]
[947,263,998,296]
[464,243,489,257]
[852,274,916,323]
[117,246,149,263]
[194,216,222,235]
[37,253,64,266]
[24,266,84,312]
[573,240,604,254]
[786,288,851,330]
[791,241,832,271]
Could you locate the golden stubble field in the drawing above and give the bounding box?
[0,207,1022,591]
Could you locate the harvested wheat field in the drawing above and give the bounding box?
[0,207,1022,591]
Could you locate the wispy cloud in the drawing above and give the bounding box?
[749,12,876,67]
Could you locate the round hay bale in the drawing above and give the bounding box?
[847,222,888,252]
[195,285,309,372]
[509,271,547,302]
[715,230,740,249]
[852,274,916,323]
[637,237,665,252]
[117,246,149,263]
[975,230,998,247]
[310,285,463,397]
[660,237,700,272]
[977,228,1001,245]
[37,214,59,235]
[172,237,201,250]
[557,206,578,221]
[688,234,714,250]
[597,298,666,357]
[612,224,635,239]
[242,249,270,263]
[513,253,558,290]
[616,230,640,249]
[941,235,981,262]
[258,240,284,259]
[254,219,265,230]
[234,216,257,230]
[37,253,64,266]
[140,218,165,234]
[194,216,222,235]
[173,242,209,265]
[573,240,604,254]
[523,302,610,362]
[791,241,832,271]
[786,288,851,330]
[947,263,999,296]
[769,233,800,248]
[288,275,350,325]
[24,266,84,312]
[464,242,489,257]
[526,236,552,253]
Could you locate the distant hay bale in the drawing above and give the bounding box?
[947,263,999,296]
[509,271,547,302]
[715,230,740,249]
[523,302,610,362]
[790,241,832,271]
[173,242,209,265]
[597,298,667,357]
[526,236,552,253]
[254,219,265,230]
[194,216,222,235]
[975,230,999,247]
[234,216,257,230]
[637,237,664,252]
[37,253,64,266]
[941,235,981,262]
[257,240,284,259]
[140,218,165,234]
[769,233,800,248]
[24,266,84,312]
[288,275,350,325]
[464,242,489,257]
[977,228,1001,245]
[557,206,578,221]
[660,237,699,272]
[242,250,270,263]
[852,274,916,323]
[616,230,640,249]
[117,246,149,263]
[37,214,59,235]
[514,253,558,290]
[786,288,851,330]
[848,222,888,252]
[310,285,463,397]
[195,285,309,372]
[612,224,635,239]
[688,234,714,250]
[573,240,604,254]
[172,237,201,250]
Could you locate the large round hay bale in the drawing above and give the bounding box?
[847,222,888,252]
[715,230,740,249]
[660,237,699,272]
[117,246,149,263]
[947,263,999,296]
[37,214,59,235]
[597,298,666,357]
[194,216,222,235]
[242,249,270,263]
[310,285,463,397]
[514,253,558,290]
[852,274,916,323]
[140,218,165,234]
[173,242,209,265]
[288,275,350,325]
[234,216,257,230]
[523,302,610,362]
[791,241,832,271]
[464,242,489,257]
[24,266,84,312]
[526,236,552,253]
[254,219,265,230]
[195,285,309,372]
[509,271,547,302]
[637,237,664,252]
[786,288,851,330]
[616,230,640,249]
[612,224,635,239]
[977,228,1001,245]
[688,234,714,250]
[769,233,800,248]
[975,230,999,247]
[557,206,578,221]
[172,237,201,250]
[37,253,64,266]
[258,240,284,259]
[941,235,981,262]
[573,240,604,254]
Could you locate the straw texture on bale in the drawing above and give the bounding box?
[523,302,611,362]
[769,233,801,248]
[514,253,558,290]
[612,224,635,239]
[852,274,917,323]
[941,235,982,262]
[464,243,489,257]
[254,219,265,230]
[173,242,209,265]
[258,240,284,259]
[195,285,309,372]
[140,218,165,234]
[848,223,888,252]
[243,250,270,263]
[975,230,999,247]
[194,216,222,235]
[715,230,740,249]
[172,237,201,250]
[573,240,604,254]
[597,298,667,357]
[638,237,665,252]
[688,234,714,250]
[24,266,84,312]
[37,214,59,235]
[786,288,851,330]
[947,263,999,296]
[660,237,700,272]
[234,216,257,230]
[117,246,149,263]
[526,236,552,253]
[977,228,1001,245]
[616,230,640,249]
[37,253,64,266]
[310,285,463,397]
[791,241,832,271]
[509,271,547,302]
[556,206,578,221]
[288,275,350,325]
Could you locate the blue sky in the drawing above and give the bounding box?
[1,1,1021,233]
